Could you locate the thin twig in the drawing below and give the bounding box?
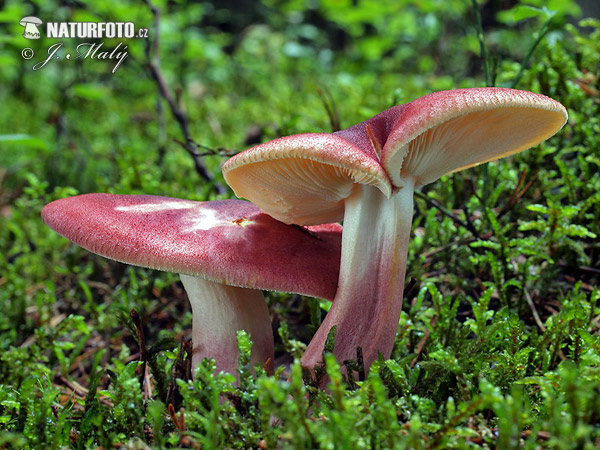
[143,0,225,194]
[497,170,538,219]
[415,190,480,238]
[145,0,167,164]
[429,397,485,448]
[463,205,478,237]
[403,276,418,299]
[577,265,600,275]
[525,291,546,332]
[54,374,114,407]
[55,374,88,398]
[173,138,237,158]
[422,232,494,259]
[166,337,193,408]
[356,347,365,381]
[410,326,431,368]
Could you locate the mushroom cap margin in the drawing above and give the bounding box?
[380,88,568,187]
[222,133,392,226]
[42,194,342,300]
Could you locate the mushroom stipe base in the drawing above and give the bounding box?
[181,275,274,376]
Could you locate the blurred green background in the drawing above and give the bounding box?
[1,0,600,448]
[0,0,594,198]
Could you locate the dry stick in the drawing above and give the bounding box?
[429,397,485,448]
[142,0,167,165]
[577,265,600,275]
[155,82,167,164]
[525,291,546,332]
[471,0,492,87]
[173,138,237,158]
[166,337,192,408]
[414,190,480,239]
[143,0,225,194]
[55,374,88,398]
[497,170,538,219]
[54,374,114,407]
[403,276,418,299]
[410,319,433,368]
[422,232,494,260]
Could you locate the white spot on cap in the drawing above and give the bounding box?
[115,201,243,233]
[182,208,230,233]
[116,201,195,213]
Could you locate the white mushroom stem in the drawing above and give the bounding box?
[180,275,274,377]
[301,179,415,375]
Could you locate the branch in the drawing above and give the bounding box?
[143,0,225,194]
[173,139,237,158]
[497,169,538,219]
[415,190,480,238]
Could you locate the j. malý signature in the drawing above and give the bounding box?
[33,42,128,73]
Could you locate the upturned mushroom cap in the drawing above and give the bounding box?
[223,133,391,226]
[42,194,342,299]
[223,88,567,223]
[378,88,568,187]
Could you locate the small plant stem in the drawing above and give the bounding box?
[471,0,492,87]
[130,309,148,393]
[525,291,546,332]
[316,85,341,132]
[511,16,554,89]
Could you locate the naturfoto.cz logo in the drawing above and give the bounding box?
[19,17,149,73]
[45,21,148,39]
[19,16,42,39]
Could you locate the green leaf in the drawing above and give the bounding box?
[498,5,547,24]
[0,134,48,150]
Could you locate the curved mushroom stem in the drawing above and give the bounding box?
[301,180,415,377]
[180,275,274,378]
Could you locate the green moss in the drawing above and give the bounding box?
[1,0,599,447]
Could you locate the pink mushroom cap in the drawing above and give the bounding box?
[42,194,342,300]
[223,88,567,226]
[342,87,568,188]
[223,133,391,226]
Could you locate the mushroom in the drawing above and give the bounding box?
[19,16,42,39]
[222,87,568,376]
[42,194,342,376]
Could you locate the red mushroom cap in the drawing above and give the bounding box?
[42,194,342,300]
